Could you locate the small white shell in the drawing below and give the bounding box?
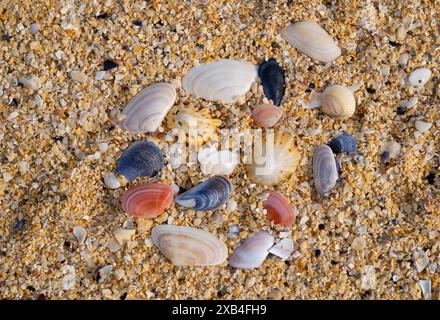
[408,68,431,87]
[281,20,341,63]
[183,59,258,103]
[103,172,121,189]
[73,226,87,244]
[229,231,274,269]
[415,120,432,133]
[121,83,176,133]
[96,265,113,283]
[198,145,239,176]
[113,228,136,245]
[269,238,294,260]
[321,85,356,119]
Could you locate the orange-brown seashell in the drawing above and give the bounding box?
[121,183,173,218]
[251,104,283,128]
[261,191,295,227]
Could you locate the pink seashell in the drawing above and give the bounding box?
[260,191,296,227]
[229,231,274,269]
[251,103,283,128]
[121,183,173,218]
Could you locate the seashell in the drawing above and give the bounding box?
[260,191,295,227]
[269,238,294,260]
[415,120,432,133]
[182,59,258,103]
[152,225,227,266]
[113,228,136,245]
[121,83,176,133]
[247,131,301,186]
[198,145,239,176]
[251,103,283,128]
[229,231,274,269]
[258,58,285,106]
[408,68,431,87]
[320,85,356,119]
[103,172,121,189]
[116,141,164,182]
[73,226,87,244]
[175,176,232,211]
[418,280,432,300]
[281,20,341,63]
[121,183,173,218]
[313,144,338,196]
[95,265,113,283]
[328,132,357,154]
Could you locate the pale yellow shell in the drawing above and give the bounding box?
[320,85,355,119]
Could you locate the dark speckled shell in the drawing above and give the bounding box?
[258,58,285,106]
[116,141,164,182]
[328,133,357,154]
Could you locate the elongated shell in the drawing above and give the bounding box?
[116,141,164,182]
[260,191,295,227]
[183,60,258,103]
[121,183,173,218]
[121,83,176,133]
[328,132,357,154]
[152,225,227,266]
[313,144,338,196]
[247,132,301,186]
[258,58,285,106]
[251,103,283,128]
[281,20,341,63]
[321,85,355,119]
[198,145,239,176]
[229,231,274,269]
[175,176,232,211]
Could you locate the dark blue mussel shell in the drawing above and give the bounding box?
[116,141,164,181]
[328,133,357,154]
[258,58,285,106]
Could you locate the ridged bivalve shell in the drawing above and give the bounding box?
[320,85,355,119]
[260,191,296,227]
[251,104,283,128]
[121,183,173,218]
[229,231,274,269]
[152,225,227,266]
[258,58,285,106]
[313,144,338,196]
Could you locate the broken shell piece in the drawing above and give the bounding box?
[73,226,87,244]
[121,183,173,218]
[415,120,432,133]
[383,141,401,159]
[260,191,295,227]
[269,238,294,260]
[70,70,88,83]
[321,85,356,119]
[229,231,274,269]
[328,132,357,154]
[418,280,432,300]
[18,75,40,91]
[95,265,113,283]
[103,172,121,189]
[281,20,341,63]
[408,68,431,87]
[152,225,227,266]
[120,83,176,133]
[113,228,136,245]
[198,145,239,176]
[182,59,258,103]
[414,250,429,273]
[313,144,338,196]
[247,131,301,186]
[251,104,283,128]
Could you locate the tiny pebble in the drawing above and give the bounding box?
[70,70,88,83]
[351,237,366,251]
[414,120,432,133]
[103,60,118,71]
[29,23,40,35]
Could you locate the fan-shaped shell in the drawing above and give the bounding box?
[258,58,285,106]
[116,141,164,182]
[183,60,258,103]
[121,183,173,218]
[313,144,338,196]
[321,85,355,119]
[328,132,357,154]
[229,231,274,269]
[260,191,295,227]
[175,176,232,211]
[121,83,176,133]
[281,20,341,63]
[247,132,301,186]
[251,103,283,128]
[152,225,227,266]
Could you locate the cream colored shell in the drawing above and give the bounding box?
[320,85,355,119]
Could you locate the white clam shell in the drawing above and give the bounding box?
[198,145,239,176]
[408,68,431,87]
[313,144,339,196]
[269,238,294,260]
[321,85,356,119]
[121,83,176,133]
[183,59,258,103]
[281,20,341,63]
[73,226,87,244]
[152,225,227,266]
[229,231,274,269]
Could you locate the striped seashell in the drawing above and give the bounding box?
[183,59,258,103]
[229,231,274,269]
[251,103,283,128]
[313,144,339,196]
[121,83,176,133]
[281,20,341,63]
[121,183,173,218]
[260,191,296,227]
[152,225,227,266]
[247,131,301,186]
[321,85,356,119]
[175,176,232,211]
